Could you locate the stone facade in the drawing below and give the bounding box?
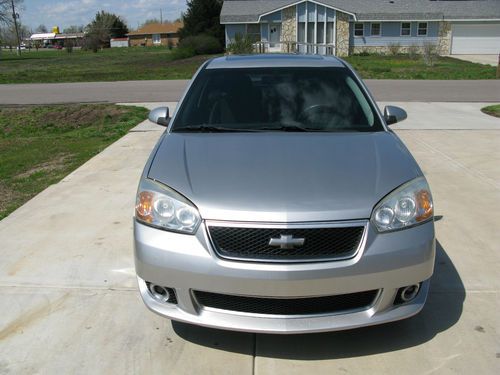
[437,21,452,55]
[335,11,350,57]
[351,45,431,55]
[281,5,297,52]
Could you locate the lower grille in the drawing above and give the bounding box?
[208,225,365,262]
[194,290,379,316]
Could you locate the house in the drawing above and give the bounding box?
[127,22,183,47]
[220,0,500,56]
[110,37,129,48]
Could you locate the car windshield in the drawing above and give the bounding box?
[172,67,384,133]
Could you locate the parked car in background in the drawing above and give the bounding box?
[134,54,435,334]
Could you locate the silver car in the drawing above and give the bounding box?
[134,54,435,334]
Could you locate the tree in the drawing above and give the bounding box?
[63,25,84,33]
[179,0,224,47]
[35,24,47,33]
[140,18,161,28]
[1,0,23,26]
[85,11,128,48]
[0,0,23,55]
[0,22,27,49]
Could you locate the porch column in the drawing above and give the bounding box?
[335,11,350,57]
[281,6,297,53]
[437,21,452,55]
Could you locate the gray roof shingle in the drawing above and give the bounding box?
[220,0,500,23]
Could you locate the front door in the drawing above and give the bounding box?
[269,23,281,51]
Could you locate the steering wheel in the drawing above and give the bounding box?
[297,105,342,127]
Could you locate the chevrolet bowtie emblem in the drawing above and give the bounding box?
[268,234,305,249]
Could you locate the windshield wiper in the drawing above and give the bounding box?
[174,125,260,133]
[258,125,324,132]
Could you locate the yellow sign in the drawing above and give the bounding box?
[52,26,60,34]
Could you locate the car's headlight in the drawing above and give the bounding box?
[371,177,433,232]
[135,178,201,234]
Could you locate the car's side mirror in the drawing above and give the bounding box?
[384,106,407,126]
[149,107,170,127]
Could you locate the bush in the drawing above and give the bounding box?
[82,34,100,53]
[407,44,419,60]
[227,33,254,55]
[170,46,196,60]
[65,39,74,53]
[422,42,438,66]
[388,42,401,56]
[178,34,222,55]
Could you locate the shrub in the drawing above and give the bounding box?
[82,34,100,53]
[388,42,401,56]
[407,44,419,60]
[170,46,196,60]
[422,42,438,66]
[227,33,254,55]
[178,34,222,55]
[65,39,74,53]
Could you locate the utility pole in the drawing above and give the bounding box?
[160,9,163,24]
[10,0,21,56]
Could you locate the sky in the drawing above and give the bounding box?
[19,0,187,31]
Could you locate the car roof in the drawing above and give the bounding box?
[206,54,346,69]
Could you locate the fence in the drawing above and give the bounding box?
[253,41,336,56]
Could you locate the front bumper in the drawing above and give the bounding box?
[134,220,435,334]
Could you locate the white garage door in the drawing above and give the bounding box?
[451,23,500,54]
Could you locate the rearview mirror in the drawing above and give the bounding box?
[384,106,407,126]
[149,107,170,127]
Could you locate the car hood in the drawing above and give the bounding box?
[148,132,422,222]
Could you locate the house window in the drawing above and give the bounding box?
[317,22,325,44]
[326,22,334,44]
[354,23,364,37]
[152,34,161,44]
[246,24,261,42]
[371,23,381,37]
[401,22,411,36]
[298,22,306,43]
[307,23,314,43]
[418,22,428,36]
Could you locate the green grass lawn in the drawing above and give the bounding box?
[345,54,497,80]
[0,104,148,219]
[0,47,497,83]
[0,47,213,83]
[481,104,500,118]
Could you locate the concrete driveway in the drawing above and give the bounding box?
[0,102,499,374]
[452,55,499,67]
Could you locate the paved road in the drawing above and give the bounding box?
[1,79,499,105]
[0,102,498,374]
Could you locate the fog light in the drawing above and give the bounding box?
[146,282,177,304]
[394,283,421,305]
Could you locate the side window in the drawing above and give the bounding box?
[401,23,411,36]
[371,23,381,37]
[246,24,261,42]
[418,22,428,36]
[354,23,364,37]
